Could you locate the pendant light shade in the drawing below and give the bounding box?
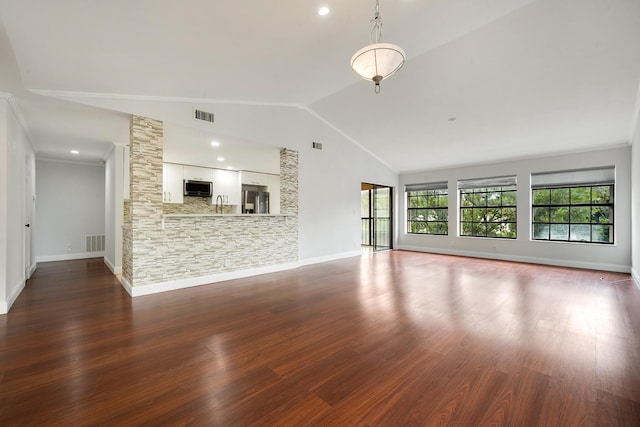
[350,43,405,85]
[351,0,405,93]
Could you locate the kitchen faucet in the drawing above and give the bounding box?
[216,195,223,214]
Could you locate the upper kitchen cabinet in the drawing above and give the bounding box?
[163,163,184,203]
[240,171,269,186]
[183,165,214,182]
[213,169,240,205]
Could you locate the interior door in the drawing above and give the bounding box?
[372,184,392,251]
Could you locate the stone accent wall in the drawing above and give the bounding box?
[123,200,131,224]
[122,226,132,282]
[280,148,298,215]
[128,116,164,286]
[162,215,297,280]
[163,197,235,215]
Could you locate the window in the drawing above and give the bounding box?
[531,167,614,244]
[459,176,517,239]
[406,182,448,235]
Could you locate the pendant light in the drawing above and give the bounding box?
[350,0,405,94]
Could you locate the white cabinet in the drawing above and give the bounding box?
[268,174,280,214]
[163,163,184,203]
[183,165,214,182]
[213,169,240,205]
[240,171,269,186]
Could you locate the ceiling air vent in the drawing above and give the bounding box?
[312,142,323,150]
[194,108,215,123]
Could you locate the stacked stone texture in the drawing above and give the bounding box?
[280,148,299,215]
[128,116,164,286]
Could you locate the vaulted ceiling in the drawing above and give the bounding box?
[1,0,639,172]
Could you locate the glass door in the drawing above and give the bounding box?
[372,185,392,251]
[361,183,392,251]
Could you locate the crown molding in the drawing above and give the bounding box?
[0,91,36,150]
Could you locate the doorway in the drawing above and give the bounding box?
[361,183,392,251]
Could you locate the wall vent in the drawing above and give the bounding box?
[312,142,323,150]
[85,235,105,252]
[194,108,215,123]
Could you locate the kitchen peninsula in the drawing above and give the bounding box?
[122,116,298,297]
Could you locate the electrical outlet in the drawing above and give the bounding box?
[66,244,72,252]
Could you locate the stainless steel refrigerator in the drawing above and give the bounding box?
[242,191,269,214]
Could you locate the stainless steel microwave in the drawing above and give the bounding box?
[183,180,212,197]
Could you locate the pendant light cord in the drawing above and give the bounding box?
[370,0,382,44]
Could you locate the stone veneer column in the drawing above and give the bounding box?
[280,148,299,215]
[125,116,164,286]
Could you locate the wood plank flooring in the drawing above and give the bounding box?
[1,251,639,426]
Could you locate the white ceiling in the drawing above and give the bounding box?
[1,0,639,172]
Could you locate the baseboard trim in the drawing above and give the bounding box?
[1,280,26,315]
[632,267,640,290]
[28,262,36,279]
[124,261,300,297]
[396,245,632,274]
[103,257,122,275]
[36,252,105,263]
[299,250,362,266]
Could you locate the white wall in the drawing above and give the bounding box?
[296,109,398,262]
[398,146,632,273]
[58,96,400,265]
[104,144,124,274]
[35,159,105,261]
[632,112,640,285]
[0,96,35,314]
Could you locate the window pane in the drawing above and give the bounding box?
[533,189,550,205]
[472,223,487,237]
[461,222,473,236]
[533,223,549,239]
[502,191,517,206]
[408,221,427,234]
[471,192,486,207]
[487,191,502,206]
[550,207,569,223]
[570,187,590,204]
[570,206,590,223]
[592,206,611,224]
[533,207,549,222]
[592,225,612,243]
[503,207,517,223]
[501,224,517,238]
[592,186,611,204]
[473,208,487,222]
[461,192,474,207]
[435,208,448,221]
[550,224,569,240]
[409,209,426,221]
[570,224,590,242]
[486,207,502,222]
[487,223,500,237]
[550,188,570,205]
[461,208,473,222]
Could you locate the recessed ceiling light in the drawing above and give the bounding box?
[217,157,225,162]
[210,141,220,147]
[227,166,233,170]
[318,6,330,16]
[70,150,79,154]
[448,117,457,122]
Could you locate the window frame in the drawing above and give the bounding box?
[531,184,614,244]
[458,183,518,240]
[406,183,448,235]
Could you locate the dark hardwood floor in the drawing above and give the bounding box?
[1,251,639,426]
